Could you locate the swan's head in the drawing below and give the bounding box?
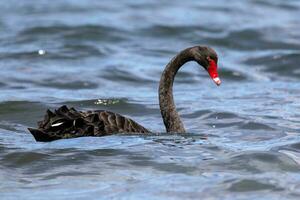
[192,46,221,86]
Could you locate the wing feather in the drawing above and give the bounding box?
[28,105,151,142]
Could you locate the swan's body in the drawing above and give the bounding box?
[28,46,220,142]
[28,106,150,141]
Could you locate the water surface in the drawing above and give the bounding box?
[1,0,300,199]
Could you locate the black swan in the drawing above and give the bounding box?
[28,46,220,142]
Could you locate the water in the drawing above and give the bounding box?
[1,0,300,199]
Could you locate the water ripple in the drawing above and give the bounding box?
[1,0,300,199]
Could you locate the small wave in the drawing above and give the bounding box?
[228,179,282,192]
[19,25,126,43]
[206,28,300,51]
[222,151,300,173]
[37,79,98,90]
[244,52,300,79]
[99,66,155,85]
[137,25,222,39]
[1,152,50,168]
[0,45,104,61]
[253,0,300,11]
[59,44,105,59]
[183,110,242,120]
[60,98,159,116]
[239,121,275,131]
[0,101,49,128]
[0,82,6,88]
[220,68,248,81]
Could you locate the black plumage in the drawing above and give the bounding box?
[28,105,150,142]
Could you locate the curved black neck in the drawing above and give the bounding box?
[158,47,194,133]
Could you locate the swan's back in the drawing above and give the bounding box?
[28,105,150,142]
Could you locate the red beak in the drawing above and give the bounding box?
[207,59,221,86]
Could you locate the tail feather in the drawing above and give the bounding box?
[28,128,60,142]
[29,105,94,142]
[28,105,151,142]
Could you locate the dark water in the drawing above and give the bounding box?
[1,0,300,199]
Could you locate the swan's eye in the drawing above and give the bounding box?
[207,56,218,64]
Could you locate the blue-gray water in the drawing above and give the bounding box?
[1,0,300,199]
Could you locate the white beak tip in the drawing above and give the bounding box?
[213,77,221,86]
